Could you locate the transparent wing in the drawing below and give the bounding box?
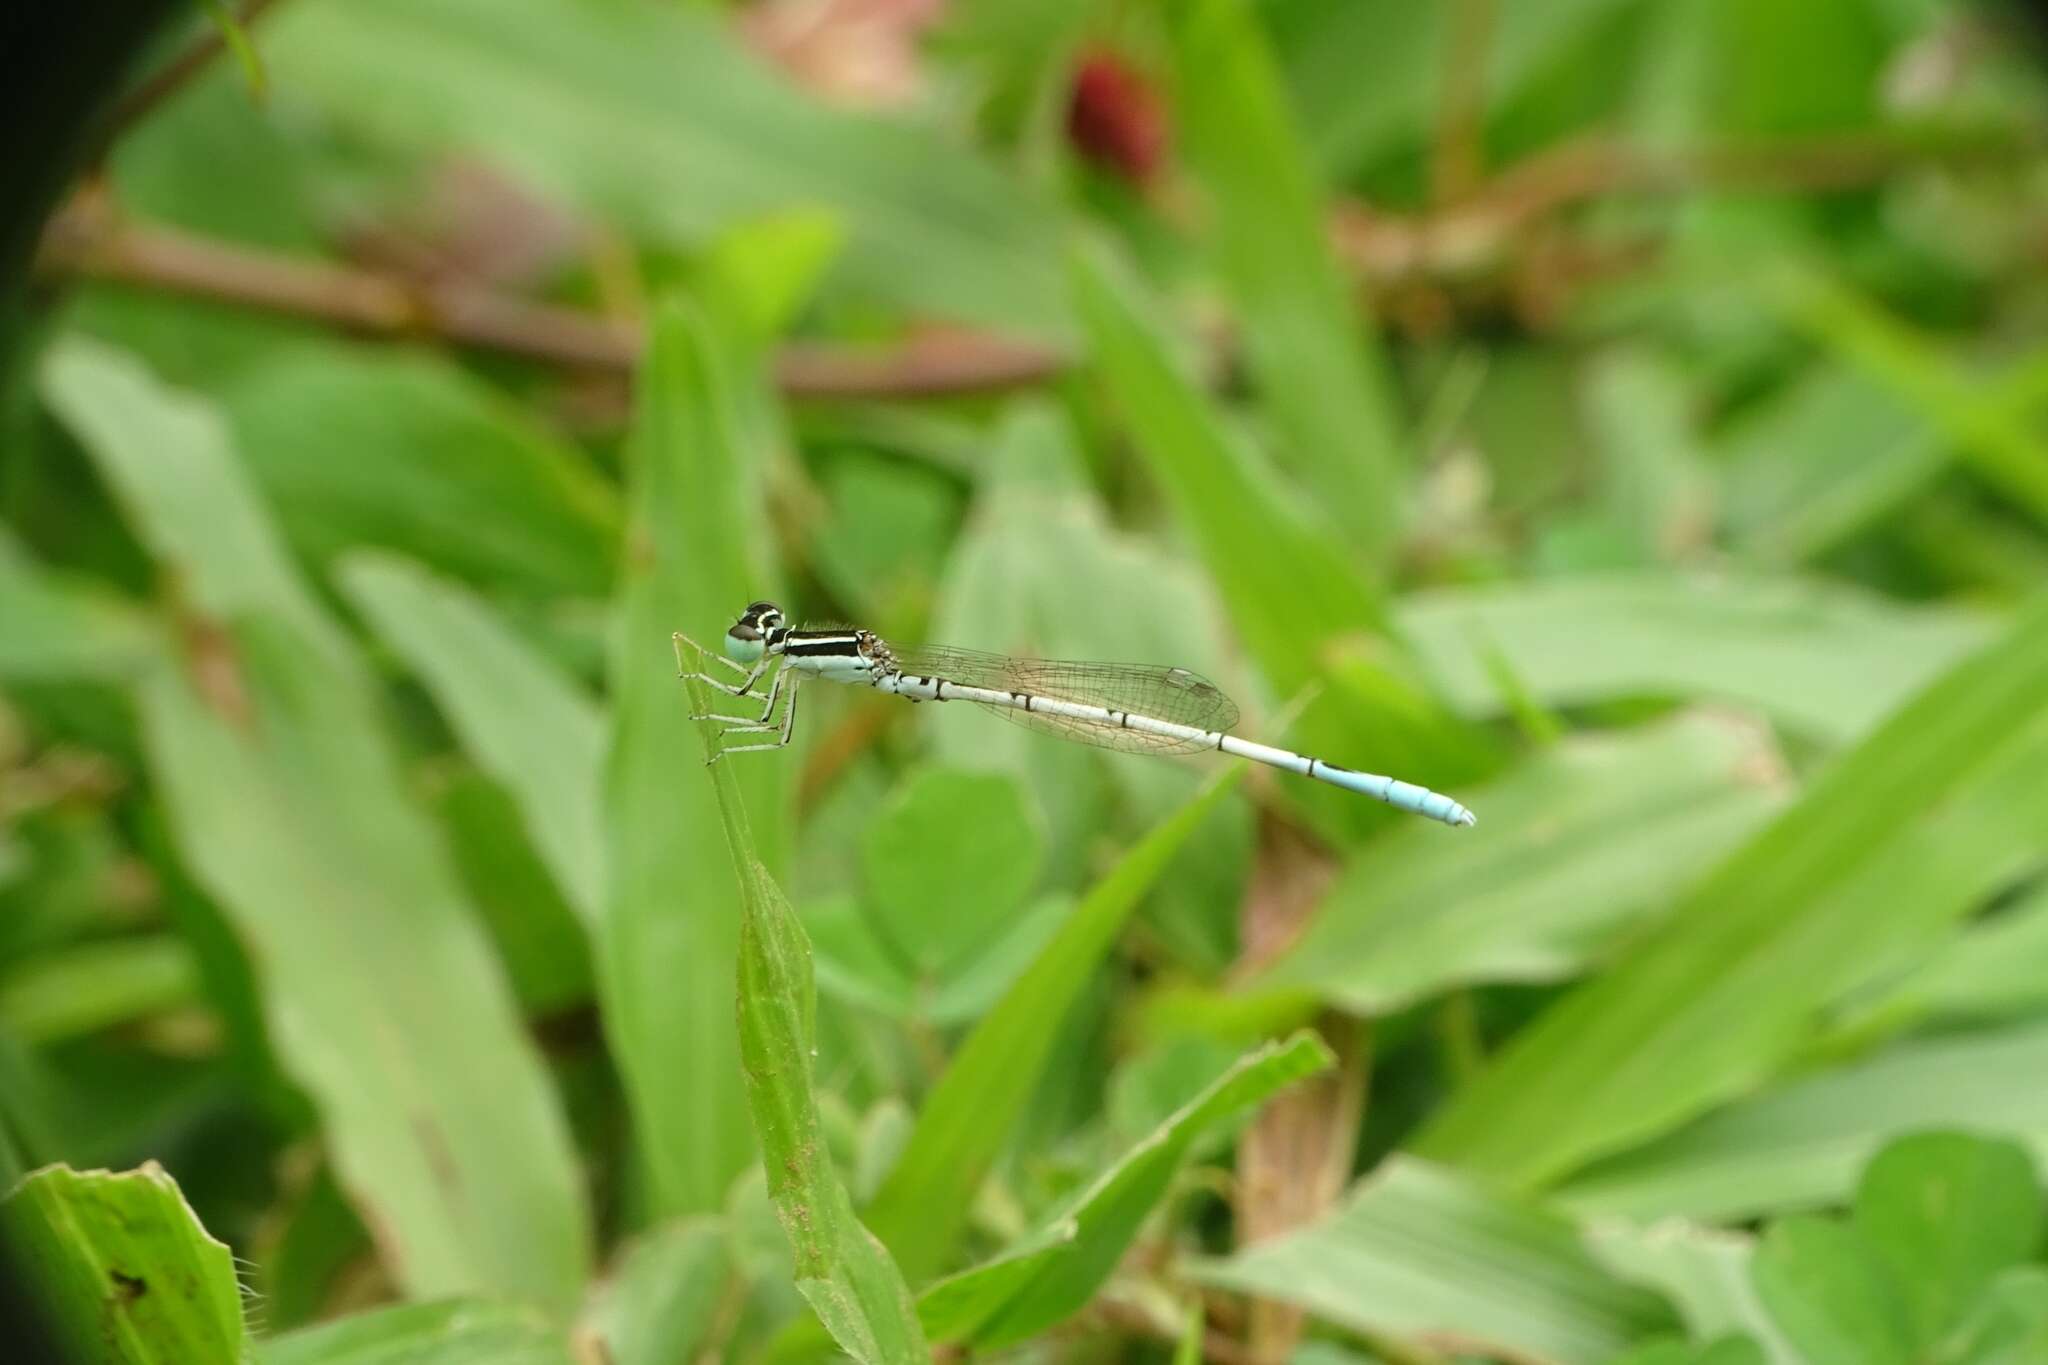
[891,644,1239,756]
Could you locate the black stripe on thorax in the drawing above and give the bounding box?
[783,632,865,658]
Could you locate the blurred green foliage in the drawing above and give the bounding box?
[4,0,2048,1362]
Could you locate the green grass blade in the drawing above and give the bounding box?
[140,624,594,1307]
[0,936,199,1044]
[864,765,1245,1284]
[1718,368,1944,564]
[1397,573,1998,745]
[340,551,606,925]
[578,1218,730,1365]
[680,671,929,1365]
[1070,240,1385,691]
[1257,713,1784,1015]
[1,1162,248,1365]
[605,300,790,1217]
[47,339,591,1308]
[1558,1020,2048,1225]
[221,345,622,599]
[1417,596,2048,1188]
[262,1300,571,1365]
[1840,878,2048,1030]
[38,337,344,657]
[920,1030,1335,1348]
[1770,265,2048,531]
[1184,1157,1672,1365]
[1168,0,1405,566]
[737,856,928,1365]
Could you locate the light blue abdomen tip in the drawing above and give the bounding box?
[1375,776,1475,828]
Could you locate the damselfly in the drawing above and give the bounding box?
[675,602,1476,827]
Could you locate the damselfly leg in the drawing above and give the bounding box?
[701,674,801,759]
[674,633,803,762]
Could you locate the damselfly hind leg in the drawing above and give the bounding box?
[701,676,801,763]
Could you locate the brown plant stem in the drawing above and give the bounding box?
[37,200,1068,398]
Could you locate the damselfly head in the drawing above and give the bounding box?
[725,600,785,662]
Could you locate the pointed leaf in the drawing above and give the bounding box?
[864,766,1244,1284]
[340,552,606,924]
[1186,1158,1671,1365]
[1397,574,1998,746]
[1418,598,2048,1188]
[1169,0,1404,563]
[262,1300,569,1365]
[921,1031,1334,1347]
[1258,713,1782,1014]
[605,300,790,1215]
[682,670,928,1365]
[1,1162,246,1365]
[1560,1021,2048,1224]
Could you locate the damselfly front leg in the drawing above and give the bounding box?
[673,631,772,701]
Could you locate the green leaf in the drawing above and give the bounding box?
[0,532,158,682]
[1709,0,1886,136]
[1417,597,2048,1189]
[1256,713,1783,1014]
[681,673,928,1365]
[1768,266,2048,533]
[432,772,593,1015]
[1848,879,2048,1029]
[1585,1221,1795,1364]
[1168,0,1404,565]
[1583,351,1716,565]
[140,622,592,1307]
[1946,1266,2048,1365]
[1750,1216,1913,1365]
[806,892,1069,1026]
[920,1031,1334,1348]
[920,402,1242,881]
[221,346,621,598]
[1852,1133,2042,1349]
[863,766,1245,1284]
[0,1162,247,1365]
[0,937,199,1043]
[859,768,1043,978]
[261,1300,571,1365]
[1613,1340,1771,1365]
[1558,1021,2048,1224]
[1069,239,1384,693]
[38,337,344,657]
[604,300,790,1217]
[1396,573,1999,745]
[47,340,591,1307]
[1719,367,1944,564]
[261,0,1066,337]
[340,551,606,925]
[1184,1158,1672,1365]
[578,1218,731,1365]
[1273,0,1649,180]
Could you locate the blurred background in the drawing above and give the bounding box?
[3,1,2048,1362]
